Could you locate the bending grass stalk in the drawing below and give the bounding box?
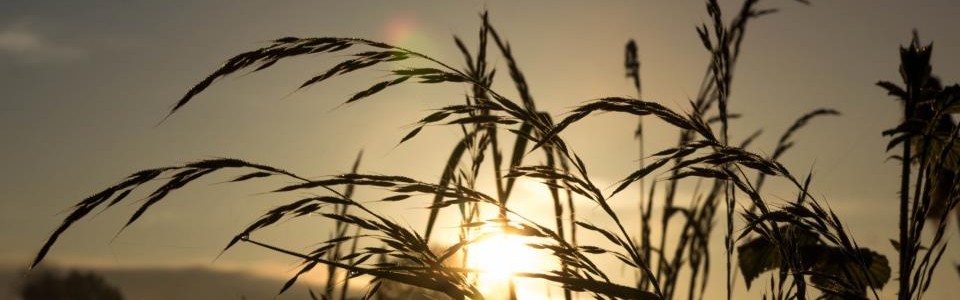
[243,236,661,300]
[33,2,925,300]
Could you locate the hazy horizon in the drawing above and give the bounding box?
[0,263,331,300]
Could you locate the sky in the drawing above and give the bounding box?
[1,0,959,299]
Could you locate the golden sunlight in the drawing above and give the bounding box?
[466,225,551,298]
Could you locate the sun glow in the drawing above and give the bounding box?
[466,225,550,298]
[468,232,539,278]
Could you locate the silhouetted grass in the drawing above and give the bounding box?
[30,1,960,299]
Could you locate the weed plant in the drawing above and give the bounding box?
[30,1,959,299]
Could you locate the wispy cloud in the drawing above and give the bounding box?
[0,24,82,63]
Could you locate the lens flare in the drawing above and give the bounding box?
[383,13,435,56]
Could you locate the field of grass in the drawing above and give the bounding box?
[28,0,959,299]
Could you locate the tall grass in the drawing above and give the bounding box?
[877,32,960,300]
[29,1,959,299]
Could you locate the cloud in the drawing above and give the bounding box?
[0,24,82,63]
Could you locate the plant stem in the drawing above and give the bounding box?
[898,86,915,300]
[899,128,912,300]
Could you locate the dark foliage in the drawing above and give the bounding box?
[19,269,124,300]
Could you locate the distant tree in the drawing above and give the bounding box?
[19,269,123,300]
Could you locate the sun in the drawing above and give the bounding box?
[464,224,551,298]
[468,231,541,278]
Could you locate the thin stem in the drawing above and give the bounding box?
[898,70,918,300]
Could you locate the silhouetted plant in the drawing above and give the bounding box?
[31,1,960,299]
[876,32,960,300]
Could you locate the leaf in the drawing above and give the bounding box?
[168,38,367,118]
[877,81,908,99]
[737,233,782,289]
[445,115,517,125]
[279,261,318,295]
[578,245,607,254]
[398,127,423,145]
[423,131,474,242]
[380,194,411,202]
[125,168,217,229]
[738,225,891,293]
[346,76,409,103]
[575,221,622,247]
[231,171,272,182]
[612,158,670,196]
[419,111,451,123]
[503,121,534,197]
[808,248,891,291]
